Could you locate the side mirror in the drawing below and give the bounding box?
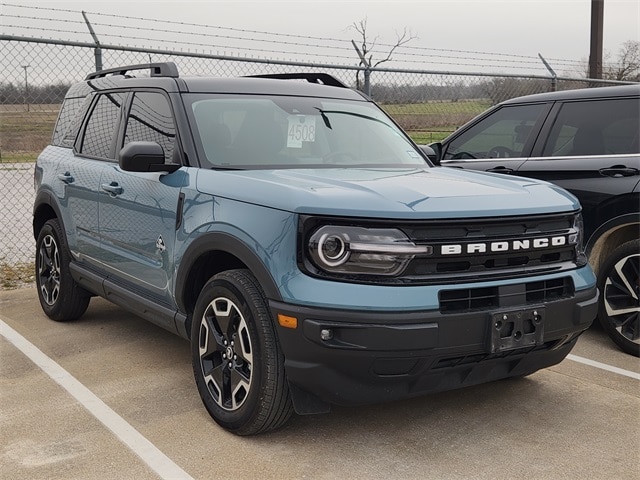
[118,141,180,173]
[419,142,443,165]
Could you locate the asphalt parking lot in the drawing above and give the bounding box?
[1,286,639,480]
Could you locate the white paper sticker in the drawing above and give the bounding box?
[287,115,316,148]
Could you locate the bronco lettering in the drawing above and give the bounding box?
[440,236,567,255]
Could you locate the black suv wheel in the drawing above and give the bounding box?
[35,219,90,321]
[598,239,640,357]
[191,269,293,435]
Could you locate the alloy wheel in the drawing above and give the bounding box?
[198,297,253,411]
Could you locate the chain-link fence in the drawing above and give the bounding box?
[0,36,630,282]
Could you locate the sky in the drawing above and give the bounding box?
[2,0,639,76]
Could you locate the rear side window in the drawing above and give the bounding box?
[79,92,126,159]
[52,97,83,146]
[123,92,176,162]
[443,103,547,160]
[543,98,640,156]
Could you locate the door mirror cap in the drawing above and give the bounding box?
[419,142,442,165]
[119,141,180,173]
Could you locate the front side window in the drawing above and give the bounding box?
[542,98,640,157]
[123,92,176,162]
[444,103,547,160]
[186,94,426,169]
[79,92,126,159]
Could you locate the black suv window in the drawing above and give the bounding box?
[124,92,176,162]
[79,92,126,159]
[542,98,640,157]
[444,103,547,160]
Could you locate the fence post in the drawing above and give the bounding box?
[82,11,103,71]
[538,53,557,92]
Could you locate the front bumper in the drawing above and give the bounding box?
[270,285,598,409]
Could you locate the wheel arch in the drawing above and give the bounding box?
[175,232,282,324]
[33,190,64,240]
[586,212,640,275]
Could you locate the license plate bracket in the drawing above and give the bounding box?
[489,306,545,353]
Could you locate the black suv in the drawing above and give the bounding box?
[423,84,640,356]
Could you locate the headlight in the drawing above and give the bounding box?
[308,226,431,276]
[571,213,588,266]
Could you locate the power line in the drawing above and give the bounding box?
[0,2,593,72]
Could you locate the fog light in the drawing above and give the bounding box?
[320,328,333,341]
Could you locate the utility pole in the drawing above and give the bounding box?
[589,0,604,79]
[21,65,29,112]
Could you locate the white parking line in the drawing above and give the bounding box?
[0,318,195,480]
[567,354,640,380]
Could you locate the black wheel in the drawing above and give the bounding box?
[191,269,293,435]
[35,219,90,321]
[598,239,640,357]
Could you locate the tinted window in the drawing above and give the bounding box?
[53,97,83,146]
[543,98,640,156]
[80,92,126,158]
[124,92,176,162]
[444,104,547,160]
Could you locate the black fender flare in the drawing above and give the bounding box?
[175,231,282,314]
[33,189,65,239]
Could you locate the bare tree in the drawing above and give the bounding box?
[348,18,417,93]
[604,40,640,81]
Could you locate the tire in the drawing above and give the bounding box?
[191,269,293,435]
[597,239,640,357]
[35,219,90,321]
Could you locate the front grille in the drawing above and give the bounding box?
[439,277,574,313]
[300,212,582,285]
[402,213,579,283]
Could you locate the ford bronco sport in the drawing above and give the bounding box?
[34,63,598,435]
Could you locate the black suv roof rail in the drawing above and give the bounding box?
[246,73,347,88]
[86,62,179,80]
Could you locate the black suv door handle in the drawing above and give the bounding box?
[599,166,640,178]
[486,166,514,174]
[57,172,74,184]
[101,182,123,196]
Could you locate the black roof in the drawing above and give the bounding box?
[67,62,366,101]
[502,83,640,105]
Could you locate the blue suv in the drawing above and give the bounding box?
[34,63,598,435]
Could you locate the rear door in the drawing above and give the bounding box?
[59,91,126,262]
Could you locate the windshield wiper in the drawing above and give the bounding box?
[314,107,332,130]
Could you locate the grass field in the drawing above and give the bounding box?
[381,99,490,144]
[0,104,59,163]
[0,99,492,160]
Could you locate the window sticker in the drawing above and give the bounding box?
[287,115,316,148]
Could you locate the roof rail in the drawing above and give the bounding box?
[86,62,179,80]
[246,73,347,88]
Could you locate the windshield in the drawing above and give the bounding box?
[185,94,427,169]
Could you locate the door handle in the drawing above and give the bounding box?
[486,166,514,174]
[101,182,123,196]
[599,166,639,178]
[57,172,74,184]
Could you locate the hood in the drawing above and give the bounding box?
[195,166,580,219]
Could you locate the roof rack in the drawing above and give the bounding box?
[246,73,347,88]
[86,62,179,80]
